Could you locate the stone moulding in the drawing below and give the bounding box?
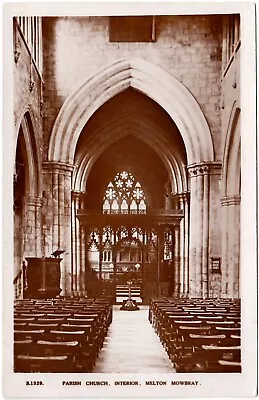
[48,58,214,166]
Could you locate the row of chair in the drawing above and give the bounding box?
[149,297,241,373]
[14,297,113,373]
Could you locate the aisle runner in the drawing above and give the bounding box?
[93,306,175,373]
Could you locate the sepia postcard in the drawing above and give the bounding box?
[2,1,258,398]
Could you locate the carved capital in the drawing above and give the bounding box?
[221,195,241,206]
[188,162,222,177]
[43,161,75,174]
[72,190,87,202]
[72,190,81,200]
[180,191,190,203]
[172,191,190,205]
[188,163,209,177]
[24,196,43,208]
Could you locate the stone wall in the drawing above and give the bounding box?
[13,20,44,278]
[220,45,241,298]
[13,20,43,152]
[42,15,223,161]
[221,47,241,153]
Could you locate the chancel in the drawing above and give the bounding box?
[13,14,241,373]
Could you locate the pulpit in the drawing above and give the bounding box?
[25,257,62,298]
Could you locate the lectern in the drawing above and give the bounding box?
[25,257,62,298]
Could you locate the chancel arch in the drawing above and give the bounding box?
[48,58,214,165]
[46,61,220,298]
[73,116,187,194]
[66,87,191,299]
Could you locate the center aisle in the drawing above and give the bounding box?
[93,306,175,373]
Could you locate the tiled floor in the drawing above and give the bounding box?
[93,305,175,373]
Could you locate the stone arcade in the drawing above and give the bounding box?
[13,14,240,301]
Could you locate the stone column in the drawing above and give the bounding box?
[221,197,229,298]
[79,224,87,296]
[35,197,43,257]
[23,196,43,257]
[178,194,185,296]
[208,163,222,298]
[233,199,240,298]
[112,245,117,302]
[183,192,190,297]
[42,162,74,296]
[188,165,204,297]
[156,227,164,297]
[188,163,220,298]
[173,224,180,297]
[202,169,209,298]
[98,228,104,280]
[221,195,240,298]
[71,191,81,294]
[188,167,198,297]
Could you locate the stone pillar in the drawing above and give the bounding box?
[156,227,164,297]
[79,224,87,296]
[178,194,185,296]
[23,196,43,257]
[35,198,43,257]
[71,191,82,294]
[188,167,198,297]
[188,163,221,298]
[221,198,229,298]
[221,195,240,298]
[188,165,204,297]
[112,245,117,302]
[98,229,104,280]
[197,172,204,296]
[183,192,190,297]
[173,224,180,297]
[208,163,222,298]
[42,162,74,296]
[234,199,240,298]
[202,170,209,298]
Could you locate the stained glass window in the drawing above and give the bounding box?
[103,171,147,214]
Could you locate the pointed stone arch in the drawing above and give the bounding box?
[48,58,214,166]
[14,111,43,277]
[222,103,241,196]
[221,102,241,299]
[14,111,41,198]
[73,117,187,194]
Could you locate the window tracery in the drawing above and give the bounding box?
[103,171,147,214]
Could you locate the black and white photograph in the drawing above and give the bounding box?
[2,2,257,398]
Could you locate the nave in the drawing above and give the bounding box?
[93,306,175,373]
[14,296,241,373]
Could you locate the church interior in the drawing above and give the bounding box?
[12,14,241,373]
